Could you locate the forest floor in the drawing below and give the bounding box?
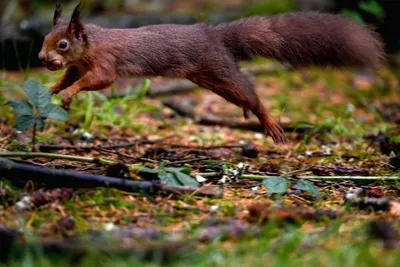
[0,60,399,266]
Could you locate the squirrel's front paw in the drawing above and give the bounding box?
[51,85,62,94]
[58,91,73,111]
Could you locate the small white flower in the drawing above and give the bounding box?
[254,133,264,139]
[104,222,115,231]
[14,196,34,212]
[251,186,259,193]
[210,205,219,212]
[347,103,355,113]
[195,175,207,183]
[218,175,228,184]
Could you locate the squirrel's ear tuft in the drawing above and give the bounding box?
[68,3,84,40]
[53,1,63,26]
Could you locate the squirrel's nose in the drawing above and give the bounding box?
[38,52,46,63]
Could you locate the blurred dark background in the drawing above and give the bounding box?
[1,0,399,70]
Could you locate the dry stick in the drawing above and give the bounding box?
[242,174,400,181]
[38,135,175,152]
[157,143,244,150]
[0,152,207,166]
[163,99,303,133]
[0,159,152,193]
[0,160,222,197]
[0,152,115,165]
[195,173,400,181]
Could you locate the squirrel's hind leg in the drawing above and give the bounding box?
[187,71,285,144]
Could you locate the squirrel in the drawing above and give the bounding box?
[38,3,384,144]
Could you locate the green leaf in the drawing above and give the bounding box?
[341,9,363,22]
[14,115,35,131]
[262,176,289,195]
[165,167,191,175]
[23,79,52,108]
[159,172,180,186]
[173,171,199,187]
[0,158,13,165]
[40,103,68,121]
[359,0,385,18]
[6,100,34,115]
[296,179,321,199]
[136,79,151,100]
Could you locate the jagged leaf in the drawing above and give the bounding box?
[172,170,199,187]
[6,100,34,115]
[159,172,180,186]
[296,179,321,199]
[14,115,35,131]
[40,103,68,121]
[262,176,289,195]
[359,0,385,18]
[23,79,52,108]
[165,167,191,175]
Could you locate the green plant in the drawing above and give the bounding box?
[138,162,199,187]
[262,176,321,198]
[72,79,155,131]
[6,79,68,150]
[341,0,385,22]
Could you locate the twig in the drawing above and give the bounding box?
[0,159,152,193]
[147,80,197,97]
[0,152,115,165]
[164,157,209,166]
[296,176,400,181]
[241,174,399,181]
[163,99,309,133]
[38,135,175,152]
[157,184,222,197]
[0,160,222,197]
[158,144,244,150]
[195,172,400,182]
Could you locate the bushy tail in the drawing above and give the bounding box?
[216,12,384,68]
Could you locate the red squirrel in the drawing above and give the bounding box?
[39,3,384,143]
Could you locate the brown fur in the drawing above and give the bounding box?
[39,4,385,144]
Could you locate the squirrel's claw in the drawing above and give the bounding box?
[265,123,286,144]
[58,91,73,111]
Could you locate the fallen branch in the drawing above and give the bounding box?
[148,80,197,97]
[0,152,115,165]
[241,174,399,182]
[163,99,312,133]
[0,159,221,197]
[297,175,400,181]
[196,172,400,182]
[38,135,173,152]
[0,159,152,193]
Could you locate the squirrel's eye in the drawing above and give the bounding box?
[58,41,68,50]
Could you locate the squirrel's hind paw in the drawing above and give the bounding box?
[265,123,286,144]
